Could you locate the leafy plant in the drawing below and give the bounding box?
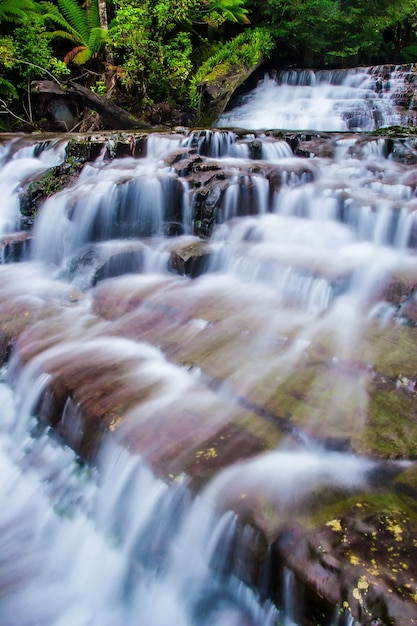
[204,0,250,27]
[190,27,274,106]
[90,79,107,95]
[109,0,196,103]
[0,0,37,24]
[108,0,254,109]
[41,0,107,65]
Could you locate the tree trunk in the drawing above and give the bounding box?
[97,0,114,67]
[97,0,109,29]
[31,80,151,130]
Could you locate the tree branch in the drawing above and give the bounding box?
[31,80,151,130]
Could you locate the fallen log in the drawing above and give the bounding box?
[31,80,151,130]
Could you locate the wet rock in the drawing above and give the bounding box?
[390,138,417,165]
[193,179,230,237]
[397,292,417,324]
[248,139,263,160]
[20,157,84,222]
[295,137,336,159]
[269,495,417,626]
[198,56,263,124]
[169,240,214,277]
[164,150,203,175]
[0,232,33,262]
[266,161,317,191]
[0,329,8,365]
[94,249,144,283]
[380,276,417,306]
[67,241,147,290]
[0,265,80,365]
[65,133,148,161]
[65,138,105,162]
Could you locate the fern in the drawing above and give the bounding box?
[40,0,106,66]
[88,27,106,55]
[70,46,91,65]
[0,0,37,24]
[57,0,90,43]
[0,77,18,99]
[41,3,85,44]
[205,0,250,26]
[86,0,100,33]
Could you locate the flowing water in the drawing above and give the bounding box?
[1,65,417,625]
[218,65,417,131]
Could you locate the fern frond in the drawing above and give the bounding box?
[57,0,90,42]
[86,0,100,31]
[0,0,38,23]
[207,0,250,25]
[39,0,105,66]
[63,45,88,64]
[71,46,92,65]
[88,27,106,55]
[44,29,85,45]
[0,78,18,99]
[40,5,85,44]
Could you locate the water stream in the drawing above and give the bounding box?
[1,65,417,625]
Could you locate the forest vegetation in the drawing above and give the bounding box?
[1,0,417,130]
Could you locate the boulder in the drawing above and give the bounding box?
[198,59,263,125]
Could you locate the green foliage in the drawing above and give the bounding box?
[0,8,69,107]
[109,0,196,103]
[13,14,70,82]
[0,36,15,72]
[4,0,417,126]
[0,0,37,23]
[91,79,107,95]
[190,27,274,105]
[41,0,107,65]
[257,0,417,64]
[401,44,417,62]
[0,76,18,102]
[109,0,257,106]
[204,0,250,27]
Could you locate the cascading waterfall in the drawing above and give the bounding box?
[1,64,417,626]
[217,65,417,131]
[0,369,373,626]
[0,138,66,235]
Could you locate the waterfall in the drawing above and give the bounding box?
[0,369,373,625]
[0,138,66,235]
[1,65,417,626]
[217,65,416,131]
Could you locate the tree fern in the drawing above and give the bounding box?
[86,0,101,33]
[40,0,106,66]
[88,27,106,55]
[57,0,91,43]
[41,3,85,44]
[0,0,38,24]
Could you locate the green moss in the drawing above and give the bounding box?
[233,411,283,449]
[203,61,231,84]
[363,388,417,459]
[190,27,274,110]
[21,155,82,220]
[370,324,417,380]
[371,126,417,138]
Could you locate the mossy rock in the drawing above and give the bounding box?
[198,57,263,124]
[20,156,84,221]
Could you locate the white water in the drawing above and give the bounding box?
[217,66,415,131]
[0,138,66,234]
[1,66,417,625]
[0,373,374,626]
